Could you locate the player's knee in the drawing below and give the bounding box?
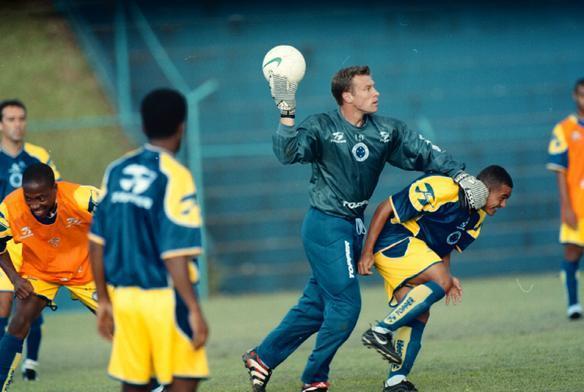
[0,295,13,317]
[6,314,31,339]
[565,244,583,262]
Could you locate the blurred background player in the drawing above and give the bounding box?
[358,165,513,391]
[89,88,209,392]
[547,78,584,320]
[0,163,98,390]
[0,99,61,381]
[243,65,489,392]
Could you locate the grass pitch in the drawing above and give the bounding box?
[6,272,584,392]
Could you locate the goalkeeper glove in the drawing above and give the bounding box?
[269,74,297,117]
[454,171,489,210]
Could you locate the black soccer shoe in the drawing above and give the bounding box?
[383,380,418,392]
[362,327,402,364]
[568,304,582,320]
[22,368,37,381]
[242,349,272,392]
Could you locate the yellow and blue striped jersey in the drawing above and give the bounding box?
[0,143,61,200]
[546,115,584,218]
[89,144,202,289]
[374,175,486,257]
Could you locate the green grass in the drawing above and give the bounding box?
[0,0,132,186]
[7,272,584,391]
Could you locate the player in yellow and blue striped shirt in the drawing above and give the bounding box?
[358,165,513,392]
[89,89,209,392]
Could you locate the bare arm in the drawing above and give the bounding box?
[443,253,462,305]
[0,249,33,300]
[89,241,114,340]
[280,117,294,127]
[557,171,577,229]
[165,255,208,349]
[358,199,394,276]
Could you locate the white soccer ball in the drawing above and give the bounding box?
[262,45,306,83]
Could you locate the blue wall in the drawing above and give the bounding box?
[59,1,584,294]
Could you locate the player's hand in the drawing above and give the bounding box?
[97,300,114,341]
[189,309,209,350]
[562,206,578,229]
[358,252,375,276]
[13,276,33,300]
[454,171,489,210]
[445,277,463,305]
[269,74,297,116]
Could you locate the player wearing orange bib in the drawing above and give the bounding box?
[547,78,584,319]
[0,163,98,390]
[0,99,62,381]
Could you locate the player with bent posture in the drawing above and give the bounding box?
[0,99,62,381]
[359,165,513,391]
[243,65,489,392]
[0,163,98,390]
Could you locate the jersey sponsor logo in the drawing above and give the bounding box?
[343,199,368,209]
[120,164,157,194]
[330,132,347,144]
[20,226,33,239]
[352,142,370,162]
[572,131,582,141]
[379,131,390,143]
[418,134,442,152]
[344,240,355,279]
[112,164,157,209]
[414,183,435,207]
[385,296,414,323]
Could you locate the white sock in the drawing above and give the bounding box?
[386,375,406,387]
[373,325,391,334]
[22,359,39,371]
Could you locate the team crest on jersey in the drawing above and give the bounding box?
[48,237,60,247]
[572,131,582,141]
[8,162,25,188]
[414,183,435,207]
[331,132,347,144]
[446,231,462,245]
[352,142,369,162]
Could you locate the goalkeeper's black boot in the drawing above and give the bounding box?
[301,381,330,391]
[242,349,272,392]
[362,327,402,364]
[383,380,418,392]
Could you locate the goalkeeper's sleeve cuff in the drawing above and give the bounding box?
[276,122,297,137]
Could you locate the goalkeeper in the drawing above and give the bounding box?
[243,65,489,392]
[359,165,513,392]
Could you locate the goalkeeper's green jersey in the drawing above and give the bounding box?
[273,109,464,219]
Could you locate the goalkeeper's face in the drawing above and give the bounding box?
[483,184,512,216]
[23,181,58,220]
[346,75,380,114]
